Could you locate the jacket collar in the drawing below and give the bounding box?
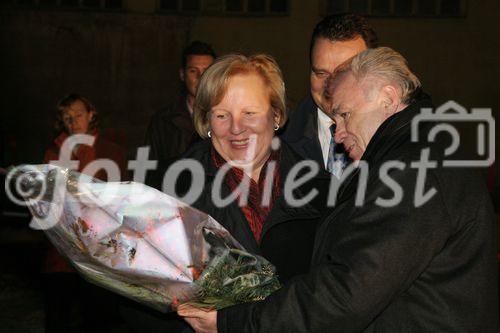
[284,95,324,164]
[362,89,433,166]
[337,89,433,201]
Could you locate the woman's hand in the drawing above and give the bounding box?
[177,304,217,333]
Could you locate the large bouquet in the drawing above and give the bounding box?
[13,165,280,312]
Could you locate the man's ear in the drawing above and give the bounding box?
[179,68,185,82]
[379,85,400,115]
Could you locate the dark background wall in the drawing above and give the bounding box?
[1,0,499,187]
[1,10,192,163]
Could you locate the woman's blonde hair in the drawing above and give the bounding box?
[193,54,287,138]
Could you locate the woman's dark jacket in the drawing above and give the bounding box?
[170,139,330,282]
[121,139,330,332]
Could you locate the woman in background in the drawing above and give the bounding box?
[43,93,128,332]
[44,93,128,181]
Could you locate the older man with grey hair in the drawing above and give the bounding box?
[178,47,498,333]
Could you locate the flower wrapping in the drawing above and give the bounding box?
[14,164,280,312]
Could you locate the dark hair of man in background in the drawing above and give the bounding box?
[309,13,379,61]
[181,41,217,69]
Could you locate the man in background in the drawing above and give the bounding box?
[145,41,216,162]
[282,13,378,177]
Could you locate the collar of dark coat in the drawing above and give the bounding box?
[281,95,324,164]
[286,94,319,142]
[179,139,330,249]
[362,89,433,164]
[336,89,433,202]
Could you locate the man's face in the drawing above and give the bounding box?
[328,74,391,161]
[180,54,215,98]
[310,36,367,111]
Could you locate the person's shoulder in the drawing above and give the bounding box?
[163,140,212,197]
[281,95,317,142]
[148,97,187,121]
[178,139,211,162]
[280,140,305,164]
[43,133,66,162]
[280,140,329,179]
[297,94,316,109]
[151,103,172,117]
[94,134,125,154]
[43,144,59,163]
[291,95,317,118]
[279,140,331,212]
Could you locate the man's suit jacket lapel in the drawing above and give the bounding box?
[282,95,324,168]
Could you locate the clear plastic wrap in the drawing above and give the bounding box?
[14,164,280,312]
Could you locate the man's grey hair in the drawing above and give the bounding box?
[334,47,421,104]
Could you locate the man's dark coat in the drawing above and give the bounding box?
[145,98,200,162]
[281,95,324,168]
[217,92,498,332]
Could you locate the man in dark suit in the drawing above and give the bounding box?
[179,47,498,333]
[282,14,378,176]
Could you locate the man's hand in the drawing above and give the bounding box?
[177,304,217,333]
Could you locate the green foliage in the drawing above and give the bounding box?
[187,248,281,310]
